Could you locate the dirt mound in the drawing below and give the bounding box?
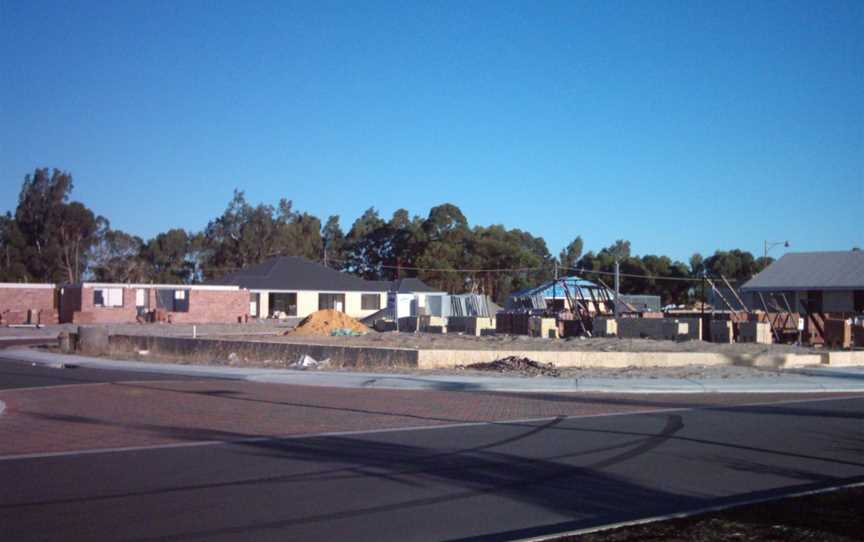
[287,309,370,337]
[458,356,561,377]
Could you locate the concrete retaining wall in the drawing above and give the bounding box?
[416,349,828,369]
[826,351,864,366]
[107,334,833,370]
[109,335,419,368]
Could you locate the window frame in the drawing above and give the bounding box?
[93,287,123,308]
[318,293,346,312]
[361,293,381,311]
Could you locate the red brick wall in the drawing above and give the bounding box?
[72,287,138,324]
[0,285,59,325]
[65,286,250,324]
[170,289,250,324]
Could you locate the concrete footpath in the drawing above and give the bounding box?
[3,347,864,394]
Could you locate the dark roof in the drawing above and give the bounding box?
[391,277,442,293]
[741,251,864,292]
[210,257,444,293]
[211,257,390,292]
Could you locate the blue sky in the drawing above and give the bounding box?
[2,0,861,263]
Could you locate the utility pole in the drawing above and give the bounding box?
[613,259,620,319]
[552,260,558,310]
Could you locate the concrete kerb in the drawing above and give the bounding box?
[4,347,864,394]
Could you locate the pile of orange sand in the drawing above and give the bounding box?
[287,309,371,336]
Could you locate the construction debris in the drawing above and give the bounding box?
[457,356,561,377]
[290,354,330,369]
[288,309,370,337]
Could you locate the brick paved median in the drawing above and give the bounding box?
[0,379,858,456]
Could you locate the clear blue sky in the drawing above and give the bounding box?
[2,0,861,262]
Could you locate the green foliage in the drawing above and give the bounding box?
[2,168,773,306]
[558,236,583,271]
[200,190,323,278]
[4,168,103,282]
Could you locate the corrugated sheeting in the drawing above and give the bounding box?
[424,294,497,318]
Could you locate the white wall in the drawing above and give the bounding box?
[253,290,386,319]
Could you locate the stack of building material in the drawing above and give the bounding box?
[561,319,587,338]
[738,321,773,344]
[711,321,734,343]
[496,313,531,335]
[418,315,447,333]
[853,323,864,348]
[824,318,852,349]
[661,321,689,341]
[529,316,559,338]
[592,317,617,337]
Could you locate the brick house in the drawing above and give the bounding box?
[59,283,250,324]
[0,283,60,325]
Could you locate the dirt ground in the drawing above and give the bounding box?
[222,330,816,355]
[561,486,864,542]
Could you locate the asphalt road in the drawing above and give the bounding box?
[1,383,862,541]
[0,355,212,390]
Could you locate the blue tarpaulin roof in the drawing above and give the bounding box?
[511,277,606,299]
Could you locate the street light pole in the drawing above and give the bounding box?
[763,240,790,262]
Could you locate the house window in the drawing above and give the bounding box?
[269,293,297,317]
[855,290,864,313]
[94,287,123,308]
[361,294,381,311]
[319,293,346,312]
[155,289,190,312]
[174,289,189,312]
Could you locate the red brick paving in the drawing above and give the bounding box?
[0,380,859,456]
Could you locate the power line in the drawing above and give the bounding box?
[324,257,547,273]
[562,266,709,283]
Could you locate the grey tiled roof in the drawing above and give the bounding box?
[211,257,390,292]
[210,256,441,293]
[391,277,442,293]
[741,251,864,291]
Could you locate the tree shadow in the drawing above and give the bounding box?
[7,404,864,541]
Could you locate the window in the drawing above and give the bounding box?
[250,293,260,317]
[173,289,189,312]
[155,289,190,312]
[361,294,381,311]
[269,293,297,317]
[93,287,123,308]
[855,290,864,313]
[319,293,346,312]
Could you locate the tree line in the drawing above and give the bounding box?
[1,168,774,304]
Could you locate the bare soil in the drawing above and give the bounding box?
[224,331,817,355]
[560,486,864,542]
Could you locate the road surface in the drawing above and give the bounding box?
[0,356,862,541]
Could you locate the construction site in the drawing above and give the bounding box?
[5,250,864,371]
